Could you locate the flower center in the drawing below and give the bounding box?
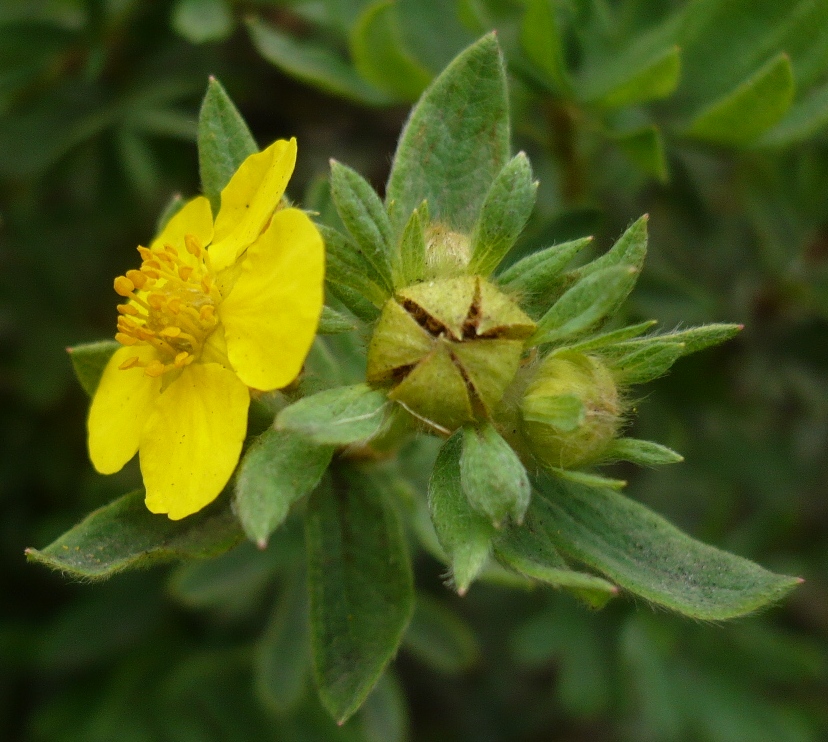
[112,234,220,377]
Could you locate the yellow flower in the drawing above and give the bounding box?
[87,138,324,520]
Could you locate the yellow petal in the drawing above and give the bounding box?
[209,138,298,272]
[150,196,214,259]
[141,363,249,520]
[88,345,162,474]
[219,208,324,390]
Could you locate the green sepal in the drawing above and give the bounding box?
[494,495,618,609]
[330,160,395,291]
[197,77,258,214]
[306,469,414,723]
[255,573,311,714]
[632,323,742,355]
[468,152,537,277]
[234,428,334,547]
[450,339,524,415]
[350,1,431,102]
[554,320,657,354]
[536,477,802,620]
[577,214,648,279]
[531,265,639,346]
[460,423,531,527]
[610,341,685,385]
[394,201,428,287]
[247,17,394,107]
[685,53,795,146]
[520,392,585,432]
[366,300,434,383]
[402,594,480,674]
[551,468,627,491]
[318,305,358,335]
[276,384,390,446]
[26,490,242,580]
[428,432,497,593]
[396,275,477,339]
[385,33,510,234]
[604,438,683,466]
[319,224,391,309]
[520,0,571,95]
[68,340,119,397]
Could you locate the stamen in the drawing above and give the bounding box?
[118,356,142,370]
[167,298,182,314]
[126,269,148,289]
[115,333,139,346]
[159,326,182,338]
[144,361,167,378]
[117,304,139,316]
[148,293,166,310]
[185,234,202,257]
[114,276,135,296]
[200,305,215,322]
[174,352,191,368]
[178,266,194,281]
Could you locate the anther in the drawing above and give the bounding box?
[174,352,190,368]
[178,266,194,281]
[115,332,138,346]
[119,356,142,370]
[201,275,212,293]
[148,293,166,310]
[137,246,152,261]
[144,360,167,378]
[167,298,182,314]
[199,305,216,322]
[160,326,182,338]
[185,234,202,257]
[126,270,148,290]
[117,304,139,316]
[164,244,179,256]
[142,268,160,280]
[114,276,135,296]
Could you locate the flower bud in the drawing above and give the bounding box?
[367,276,535,433]
[520,352,620,469]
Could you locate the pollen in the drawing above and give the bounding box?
[113,233,222,377]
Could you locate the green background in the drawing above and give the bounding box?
[2,0,828,740]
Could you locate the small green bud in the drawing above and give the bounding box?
[366,276,535,433]
[424,222,471,278]
[520,352,621,469]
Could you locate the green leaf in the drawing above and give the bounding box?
[536,477,802,619]
[460,423,531,527]
[320,224,390,310]
[520,393,585,432]
[234,428,334,547]
[68,340,119,397]
[551,468,627,490]
[494,496,618,609]
[531,266,639,346]
[360,673,408,742]
[521,0,570,94]
[606,323,742,357]
[329,160,394,290]
[496,237,591,302]
[610,341,685,385]
[757,81,828,147]
[197,77,257,213]
[605,438,683,466]
[255,575,311,714]
[247,18,393,107]
[580,45,681,109]
[468,153,537,277]
[556,320,657,354]
[613,126,668,181]
[385,33,510,234]
[395,200,428,286]
[306,469,414,723]
[350,1,431,101]
[172,0,234,45]
[428,432,496,593]
[686,53,795,145]
[26,490,242,580]
[318,305,358,334]
[577,214,648,278]
[402,594,480,674]
[276,384,389,446]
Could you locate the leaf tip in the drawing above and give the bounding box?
[256,538,268,550]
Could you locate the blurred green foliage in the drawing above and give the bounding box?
[3,0,828,740]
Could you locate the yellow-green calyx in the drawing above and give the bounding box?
[367,275,535,433]
[520,352,620,469]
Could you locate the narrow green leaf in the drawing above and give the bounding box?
[468,153,537,277]
[255,575,311,714]
[605,438,683,466]
[276,384,389,446]
[757,82,828,147]
[318,305,358,334]
[68,340,119,397]
[551,468,627,490]
[330,160,394,289]
[395,201,428,287]
[428,432,497,593]
[385,33,510,234]
[520,393,585,432]
[246,18,393,107]
[26,490,242,580]
[197,77,258,214]
[460,423,531,527]
[496,237,591,300]
[577,215,648,279]
[614,126,668,181]
[494,496,618,609]
[350,1,431,101]
[306,470,414,723]
[686,53,795,145]
[555,320,657,354]
[402,594,480,674]
[531,266,639,346]
[537,477,802,619]
[605,324,742,357]
[610,341,685,385]
[172,0,234,44]
[580,45,680,109]
[234,428,334,547]
[320,224,391,310]
[521,0,570,94]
